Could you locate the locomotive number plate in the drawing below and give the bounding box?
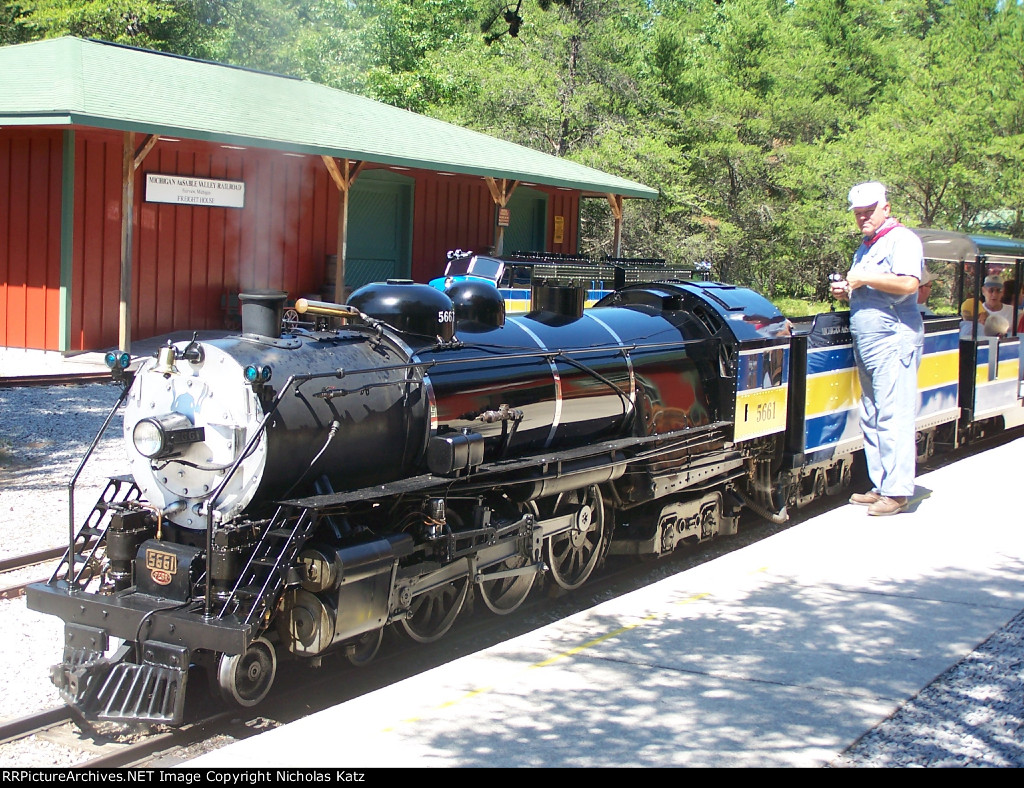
[145,548,177,585]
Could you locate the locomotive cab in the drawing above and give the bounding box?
[596,280,792,445]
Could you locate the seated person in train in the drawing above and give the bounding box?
[960,277,1015,338]
[981,275,1015,323]
[960,298,985,338]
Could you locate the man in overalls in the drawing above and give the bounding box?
[830,182,924,516]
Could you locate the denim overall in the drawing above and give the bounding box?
[849,225,925,498]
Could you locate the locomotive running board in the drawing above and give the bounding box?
[283,421,734,510]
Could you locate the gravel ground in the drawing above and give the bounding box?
[0,383,126,726]
[0,376,1022,767]
[829,609,1024,767]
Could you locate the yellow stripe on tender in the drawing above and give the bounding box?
[735,385,788,441]
[805,369,860,415]
[805,351,956,417]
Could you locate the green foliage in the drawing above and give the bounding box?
[772,297,834,319]
[6,0,1023,307]
[11,0,196,49]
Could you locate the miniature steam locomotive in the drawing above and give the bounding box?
[27,228,1024,725]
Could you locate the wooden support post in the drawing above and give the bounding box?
[119,132,135,352]
[117,133,157,352]
[58,130,75,353]
[607,194,624,259]
[485,177,519,256]
[322,156,364,303]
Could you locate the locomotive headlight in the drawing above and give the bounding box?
[133,413,206,460]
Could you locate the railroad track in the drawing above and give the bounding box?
[0,545,103,600]
[0,703,242,768]
[0,372,110,388]
[0,546,70,601]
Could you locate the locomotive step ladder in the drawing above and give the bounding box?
[50,475,142,588]
[217,504,319,627]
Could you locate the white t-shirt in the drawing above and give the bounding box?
[983,303,1015,323]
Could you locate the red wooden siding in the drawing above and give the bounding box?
[408,174,581,283]
[130,142,337,344]
[546,190,580,254]
[2,127,583,352]
[0,129,63,350]
[66,134,339,349]
[410,173,495,283]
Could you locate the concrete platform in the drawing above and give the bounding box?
[185,436,1024,768]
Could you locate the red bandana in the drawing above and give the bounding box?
[863,217,903,248]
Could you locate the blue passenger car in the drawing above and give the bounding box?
[914,229,1024,435]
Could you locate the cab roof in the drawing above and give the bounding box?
[912,228,1024,264]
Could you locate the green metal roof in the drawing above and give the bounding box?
[0,36,658,200]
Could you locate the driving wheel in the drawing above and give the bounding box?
[346,627,384,667]
[544,484,606,591]
[398,576,470,643]
[477,501,538,614]
[216,636,277,708]
[478,554,537,614]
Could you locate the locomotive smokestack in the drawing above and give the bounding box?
[238,290,288,339]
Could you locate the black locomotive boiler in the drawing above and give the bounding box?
[27,276,796,725]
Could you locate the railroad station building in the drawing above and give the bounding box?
[0,37,656,353]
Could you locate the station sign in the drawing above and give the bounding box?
[145,173,246,208]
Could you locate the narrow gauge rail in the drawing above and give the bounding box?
[0,546,73,573]
[0,707,72,746]
[0,705,236,768]
[0,546,95,600]
[0,372,110,388]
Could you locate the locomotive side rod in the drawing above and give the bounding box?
[393,510,577,610]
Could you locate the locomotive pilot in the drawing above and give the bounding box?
[830,181,924,516]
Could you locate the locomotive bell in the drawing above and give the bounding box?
[348,280,456,342]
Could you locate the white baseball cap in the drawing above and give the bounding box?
[848,181,887,210]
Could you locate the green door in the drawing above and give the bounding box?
[347,171,413,290]
[503,186,548,255]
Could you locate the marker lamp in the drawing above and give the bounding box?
[104,351,131,370]
[243,364,272,384]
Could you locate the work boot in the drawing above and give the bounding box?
[849,490,881,506]
[867,496,908,516]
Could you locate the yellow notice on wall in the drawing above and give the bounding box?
[553,215,565,244]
